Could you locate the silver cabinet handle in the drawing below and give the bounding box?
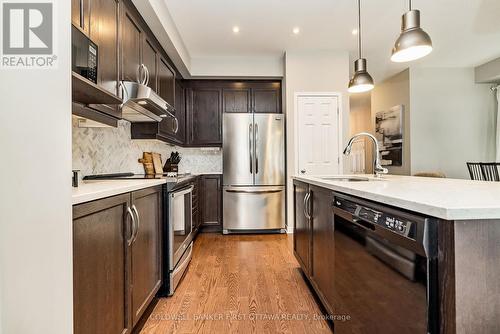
[79,0,84,29]
[173,117,179,134]
[131,205,140,243]
[144,65,150,86]
[303,192,309,219]
[126,207,135,246]
[119,81,128,102]
[255,124,259,172]
[307,192,312,219]
[249,124,253,173]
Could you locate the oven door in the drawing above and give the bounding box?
[168,185,193,270]
[330,213,435,334]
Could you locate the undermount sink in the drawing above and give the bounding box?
[320,176,371,182]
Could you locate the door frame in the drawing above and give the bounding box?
[294,92,343,176]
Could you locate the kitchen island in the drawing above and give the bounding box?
[293,174,500,334]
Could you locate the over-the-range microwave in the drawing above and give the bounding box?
[71,25,98,83]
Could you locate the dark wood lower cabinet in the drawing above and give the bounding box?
[130,187,162,326]
[293,180,311,275]
[73,193,132,334]
[309,185,335,313]
[199,175,222,232]
[73,185,162,334]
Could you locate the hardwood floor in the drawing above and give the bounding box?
[140,233,332,334]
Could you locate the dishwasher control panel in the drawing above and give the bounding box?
[334,197,414,238]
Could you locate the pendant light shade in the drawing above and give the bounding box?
[348,58,374,93]
[348,0,374,93]
[391,3,433,63]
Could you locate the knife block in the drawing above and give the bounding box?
[164,163,178,173]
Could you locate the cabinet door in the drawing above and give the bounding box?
[223,89,251,113]
[130,186,162,326]
[293,180,311,274]
[142,38,158,91]
[187,88,222,146]
[174,80,186,143]
[121,8,142,83]
[72,0,90,35]
[158,57,175,105]
[310,185,335,311]
[89,0,119,97]
[200,175,222,228]
[73,193,132,334]
[252,87,281,113]
[158,58,177,141]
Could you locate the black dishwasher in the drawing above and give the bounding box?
[332,193,438,334]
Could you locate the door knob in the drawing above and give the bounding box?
[300,169,306,174]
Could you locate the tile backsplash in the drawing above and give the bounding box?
[72,117,222,177]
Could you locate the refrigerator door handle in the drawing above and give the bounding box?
[254,123,259,174]
[249,123,253,174]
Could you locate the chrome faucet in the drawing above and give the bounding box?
[343,132,388,177]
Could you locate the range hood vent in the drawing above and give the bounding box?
[120,81,176,123]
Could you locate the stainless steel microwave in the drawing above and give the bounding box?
[71,25,98,83]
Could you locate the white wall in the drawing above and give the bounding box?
[410,67,496,179]
[0,3,73,334]
[284,50,350,228]
[189,55,284,78]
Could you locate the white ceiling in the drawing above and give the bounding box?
[164,0,500,81]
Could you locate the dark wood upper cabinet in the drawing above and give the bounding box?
[73,193,132,334]
[252,86,281,113]
[186,88,223,146]
[72,0,90,35]
[294,180,311,275]
[89,0,119,97]
[130,187,162,327]
[142,38,158,90]
[173,80,186,143]
[223,89,251,113]
[121,8,142,83]
[200,175,222,231]
[158,57,175,106]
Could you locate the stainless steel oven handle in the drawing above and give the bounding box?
[171,185,194,198]
[131,205,140,243]
[126,207,135,246]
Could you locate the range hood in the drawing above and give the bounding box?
[121,81,175,123]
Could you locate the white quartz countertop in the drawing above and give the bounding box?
[293,174,500,220]
[72,179,167,205]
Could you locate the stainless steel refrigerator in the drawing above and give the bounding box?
[223,113,286,234]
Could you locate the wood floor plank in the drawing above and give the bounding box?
[140,233,331,334]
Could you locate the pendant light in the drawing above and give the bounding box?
[391,0,432,62]
[348,0,374,94]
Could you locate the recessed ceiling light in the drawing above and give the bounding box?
[232,26,240,33]
[292,27,300,35]
[352,29,358,35]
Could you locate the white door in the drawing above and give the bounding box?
[297,95,340,176]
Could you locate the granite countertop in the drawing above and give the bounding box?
[72,179,166,205]
[293,174,500,220]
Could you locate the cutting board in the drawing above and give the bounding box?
[152,153,163,174]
